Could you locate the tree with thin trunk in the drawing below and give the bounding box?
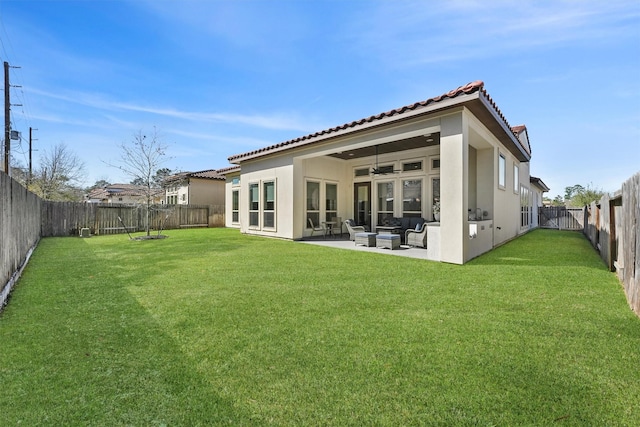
[107,128,170,236]
[31,143,86,201]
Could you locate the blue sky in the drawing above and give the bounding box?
[0,0,638,198]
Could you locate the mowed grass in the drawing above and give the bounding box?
[0,228,638,425]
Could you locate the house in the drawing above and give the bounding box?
[530,176,550,228]
[222,81,544,264]
[86,183,164,204]
[163,169,225,206]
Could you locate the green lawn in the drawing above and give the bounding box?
[1,228,638,425]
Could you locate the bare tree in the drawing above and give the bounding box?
[107,128,170,235]
[31,143,86,201]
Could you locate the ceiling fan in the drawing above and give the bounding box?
[371,145,400,175]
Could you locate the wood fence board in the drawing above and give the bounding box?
[538,207,584,230]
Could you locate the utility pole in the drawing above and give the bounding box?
[29,127,37,189]
[3,61,9,175]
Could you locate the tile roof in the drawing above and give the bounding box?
[87,183,164,198]
[216,165,241,175]
[512,125,527,134]
[189,169,225,180]
[165,169,225,183]
[228,81,528,164]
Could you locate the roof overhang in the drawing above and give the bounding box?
[530,176,550,192]
[228,81,531,165]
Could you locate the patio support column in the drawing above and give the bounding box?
[439,113,469,265]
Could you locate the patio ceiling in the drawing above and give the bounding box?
[327,132,441,160]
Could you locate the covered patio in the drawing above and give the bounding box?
[224,81,533,265]
[299,233,436,261]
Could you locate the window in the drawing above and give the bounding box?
[513,164,519,193]
[354,168,370,177]
[498,153,506,189]
[402,179,422,217]
[306,181,320,227]
[249,183,259,227]
[377,182,394,224]
[431,177,440,219]
[377,165,395,174]
[231,177,240,185]
[325,183,337,222]
[403,161,422,172]
[431,157,440,170]
[232,190,239,223]
[520,185,530,228]
[263,181,275,228]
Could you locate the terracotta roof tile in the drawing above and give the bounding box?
[189,169,225,180]
[216,165,241,175]
[228,81,528,164]
[512,125,527,134]
[228,81,486,163]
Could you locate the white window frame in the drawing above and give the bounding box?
[306,180,321,229]
[325,182,338,223]
[498,153,506,189]
[402,178,423,218]
[248,182,260,228]
[513,164,519,194]
[263,180,276,230]
[376,181,395,224]
[429,155,440,171]
[232,189,240,224]
[520,184,531,229]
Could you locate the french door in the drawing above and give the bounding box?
[353,182,371,228]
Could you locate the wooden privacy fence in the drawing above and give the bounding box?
[2,173,226,313]
[1,173,41,309]
[583,172,639,316]
[41,203,225,237]
[538,206,584,230]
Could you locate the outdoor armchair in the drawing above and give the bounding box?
[405,222,428,248]
[344,219,368,241]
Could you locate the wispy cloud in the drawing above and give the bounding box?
[26,86,316,132]
[349,0,640,67]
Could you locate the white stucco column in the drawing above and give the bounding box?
[439,113,468,264]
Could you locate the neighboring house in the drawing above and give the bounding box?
[163,169,225,206]
[222,81,546,264]
[85,183,164,204]
[530,176,550,228]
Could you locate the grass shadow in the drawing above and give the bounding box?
[0,233,253,425]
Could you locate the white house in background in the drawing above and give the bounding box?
[222,81,546,264]
[530,176,551,228]
[164,169,225,206]
[86,183,164,204]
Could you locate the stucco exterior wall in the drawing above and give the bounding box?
[188,178,225,205]
[492,145,526,246]
[238,154,295,239]
[439,112,468,264]
[225,103,531,264]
